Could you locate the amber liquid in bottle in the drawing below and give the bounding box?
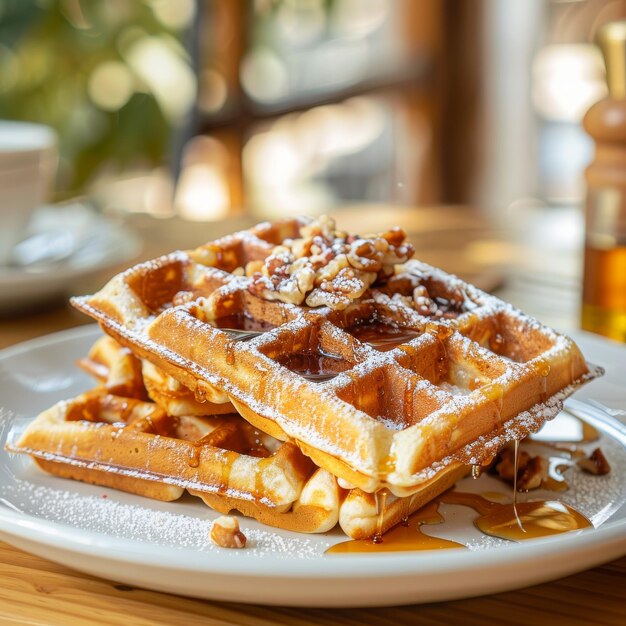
[581,21,626,342]
[582,243,626,341]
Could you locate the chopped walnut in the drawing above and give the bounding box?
[493,445,548,491]
[246,216,414,310]
[577,448,611,475]
[210,515,247,549]
[305,267,373,308]
[494,445,531,482]
[517,455,549,490]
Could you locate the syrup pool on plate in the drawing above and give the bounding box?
[326,501,465,554]
[439,491,592,541]
[328,411,598,553]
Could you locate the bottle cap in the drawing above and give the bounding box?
[597,20,626,98]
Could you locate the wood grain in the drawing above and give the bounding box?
[0,543,624,626]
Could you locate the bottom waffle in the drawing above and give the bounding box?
[6,385,467,539]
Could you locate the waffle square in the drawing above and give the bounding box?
[72,217,599,496]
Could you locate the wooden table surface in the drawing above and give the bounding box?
[0,206,624,626]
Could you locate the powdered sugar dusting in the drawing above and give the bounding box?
[0,478,324,557]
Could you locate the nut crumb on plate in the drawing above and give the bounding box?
[577,448,611,475]
[210,515,247,549]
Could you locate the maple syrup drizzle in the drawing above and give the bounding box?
[141,414,155,434]
[481,383,504,420]
[373,489,388,543]
[439,491,591,542]
[212,313,276,333]
[512,439,523,531]
[187,444,201,468]
[434,334,448,381]
[534,358,551,403]
[400,496,411,526]
[376,370,386,418]
[523,410,599,493]
[326,501,465,554]
[276,351,350,382]
[225,342,236,366]
[346,322,421,352]
[328,411,596,555]
[194,386,207,404]
[404,379,414,425]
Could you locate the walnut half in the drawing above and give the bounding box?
[577,448,611,475]
[210,515,247,549]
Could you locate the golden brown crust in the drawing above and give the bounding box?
[71,217,597,496]
[34,458,184,501]
[9,391,315,508]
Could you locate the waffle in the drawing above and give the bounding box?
[78,335,147,400]
[6,383,466,538]
[80,335,234,416]
[71,216,598,497]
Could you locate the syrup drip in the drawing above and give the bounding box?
[512,443,576,492]
[141,415,155,434]
[225,343,236,366]
[400,497,411,526]
[328,410,599,555]
[512,439,522,528]
[254,465,264,497]
[373,489,389,543]
[376,371,386,418]
[404,380,414,425]
[439,491,591,542]
[187,444,201,468]
[434,337,448,381]
[471,464,482,480]
[347,322,421,352]
[481,383,504,417]
[326,501,465,554]
[535,358,551,403]
[276,351,350,382]
[217,452,234,494]
[194,386,207,404]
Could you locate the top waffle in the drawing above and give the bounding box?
[73,216,598,496]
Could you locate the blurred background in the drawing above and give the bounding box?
[2,0,622,217]
[1,0,625,334]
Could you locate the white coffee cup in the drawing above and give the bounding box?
[0,121,58,266]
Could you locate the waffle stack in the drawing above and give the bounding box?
[7,216,599,539]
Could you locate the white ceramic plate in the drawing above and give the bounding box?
[0,204,140,312]
[0,326,625,607]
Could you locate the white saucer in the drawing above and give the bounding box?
[0,326,624,607]
[0,203,140,312]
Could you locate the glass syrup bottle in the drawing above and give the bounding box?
[582,21,626,342]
